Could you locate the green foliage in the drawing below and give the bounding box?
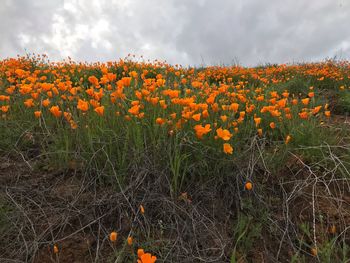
[293,222,350,263]
[336,90,350,114]
[276,76,312,96]
[230,198,266,262]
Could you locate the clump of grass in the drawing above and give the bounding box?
[335,90,350,115]
[1,56,350,261]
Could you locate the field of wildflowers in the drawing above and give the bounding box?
[1,55,350,262]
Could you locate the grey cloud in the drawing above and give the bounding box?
[0,0,349,66]
[174,0,350,65]
[0,0,63,57]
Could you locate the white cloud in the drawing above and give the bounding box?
[0,0,349,66]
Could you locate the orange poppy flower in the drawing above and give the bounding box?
[0,95,10,101]
[194,124,211,139]
[216,128,232,141]
[282,91,289,98]
[220,115,228,122]
[202,110,209,118]
[1,105,9,112]
[223,143,233,154]
[192,113,201,121]
[86,88,94,96]
[156,117,165,125]
[150,97,159,105]
[292,99,298,105]
[94,106,105,116]
[277,99,287,108]
[298,111,308,119]
[88,75,99,86]
[128,105,140,115]
[34,111,42,118]
[122,77,132,87]
[49,106,62,118]
[77,99,89,112]
[24,98,34,108]
[31,92,39,100]
[254,117,261,127]
[42,99,50,107]
[138,249,145,258]
[312,106,322,115]
[137,249,157,263]
[70,120,78,129]
[301,98,310,105]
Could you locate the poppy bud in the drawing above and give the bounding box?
[127,236,133,246]
[53,245,59,254]
[140,205,145,214]
[109,231,118,242]
[245,182,253,191]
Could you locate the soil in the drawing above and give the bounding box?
[0,156,115,262]
[1,115,350,262]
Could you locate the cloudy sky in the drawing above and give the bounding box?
[1,0,349,66]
